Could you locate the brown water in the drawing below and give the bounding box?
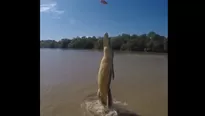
[40,49,167,116]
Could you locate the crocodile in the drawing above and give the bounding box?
[97,32,115,108]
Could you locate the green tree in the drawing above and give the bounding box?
[40,32,168,53]
[59,38,71,48]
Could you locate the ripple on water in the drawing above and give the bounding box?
[81,93,140,116]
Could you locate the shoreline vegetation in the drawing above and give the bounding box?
[40,32,168,53]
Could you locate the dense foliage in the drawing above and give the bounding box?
[40,32,168,52]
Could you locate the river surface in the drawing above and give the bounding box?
[40,49,167,116]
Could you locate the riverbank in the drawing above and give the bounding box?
[40,32,168,53]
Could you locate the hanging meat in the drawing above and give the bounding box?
[100,0,108,4]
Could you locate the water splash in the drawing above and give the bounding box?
[81,93,139,116]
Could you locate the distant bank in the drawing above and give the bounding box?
[40,32,168,53]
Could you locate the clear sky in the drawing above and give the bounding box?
[40,0,167,40]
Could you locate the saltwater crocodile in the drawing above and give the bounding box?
[97,32,115,108]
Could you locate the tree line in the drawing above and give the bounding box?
[40,32,168,53]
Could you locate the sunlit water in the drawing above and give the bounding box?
[40,49,167,116]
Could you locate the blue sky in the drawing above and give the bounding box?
[40,0,167,40]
